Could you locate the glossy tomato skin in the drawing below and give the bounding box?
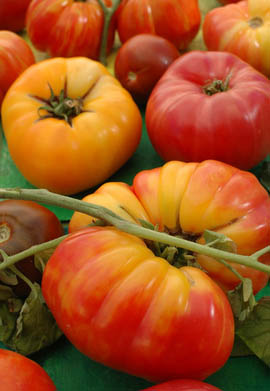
[203,0,270,77]
[0,349,56,390]
[0,0,32,32]
[26,0,115,59]
[0,200,64,297]
[69,160,270,294]
[145,50,270,170]
[114,34,180,105]
[1,57,142,195]
[116,0,201,51]
[42,226,234,382]
[141,379,222,390]
[0,30,35,107]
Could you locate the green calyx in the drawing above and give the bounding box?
[203,72,232,96]
[35,84,84,126]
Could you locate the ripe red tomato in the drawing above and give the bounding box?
[69,160,270,294]
[116,0,201,51]
[0,30,35,107]
[26,0,116,59]
[42,225,234,382]
[0,200,64,297]
[141,379,222,390]
[0,0,32,32]
[203,0,270,78]
[114,34,180,105]
[145,50,270,170]
[0,349,56,390]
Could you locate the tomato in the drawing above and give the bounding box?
[116,0,201,51]
[0,348,56,390]
[42,225,234,382]
[0,0,32,32]
[1,56,142,195]
[0,200,64,297]
[69,160,270,294]
[0,30,35,107]
[145,50,270,170]
[218,0,240,4]
[26,0,116,60]
[114,34,180,105]
[141,379,222,390]
[203,0,270,78]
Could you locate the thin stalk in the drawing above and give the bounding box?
[0,187,270,275]
[97,0,122,65]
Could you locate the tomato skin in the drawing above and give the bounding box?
[145,50,270,170]
[26,0,115,59]
[116,0,201,51]
[219,0,240,4]
[0,349,56,390]
[1,57,142,195]
[0,30,35,107]
[69,160,270,294]
[114,34,180,105]
[203,0,270,78]
[0,200,64,297]
[141,379,222,390]
[42,226,234,382]
[0,0,32,32]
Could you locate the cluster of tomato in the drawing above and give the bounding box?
[1,0,270,390]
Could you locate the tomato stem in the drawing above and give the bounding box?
[0,188,269,276]
[96,0,121,65]
[203,72,232,95]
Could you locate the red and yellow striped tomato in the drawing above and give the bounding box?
[0,30,35,107]
[116,0,201,51]
[1,56,142,195]
[42,225,234,382]
[26,0,116,60]
[203,0,270,77]
[69,160,270,294]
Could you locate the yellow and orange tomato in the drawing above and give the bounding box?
[1,56,142,195]
[69,159,270,294]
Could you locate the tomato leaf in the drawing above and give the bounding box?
[227,279,257,321]
[0,283,62,355]
[258,161,270,192]
[235,296,270,366]
[203,230,237,253]
[230,334,253,357]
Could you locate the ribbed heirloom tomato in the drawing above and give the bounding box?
[145,50,270,170]
[0,30,35,107]
[41,160,250,383]
[203,0,270,77]
[69,160,270,294]
[26,0,116,59]
[1,57,142,195]
[116,0,201,51]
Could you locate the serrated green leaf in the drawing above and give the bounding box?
[0,285,15,301]
[236,296,270,366]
